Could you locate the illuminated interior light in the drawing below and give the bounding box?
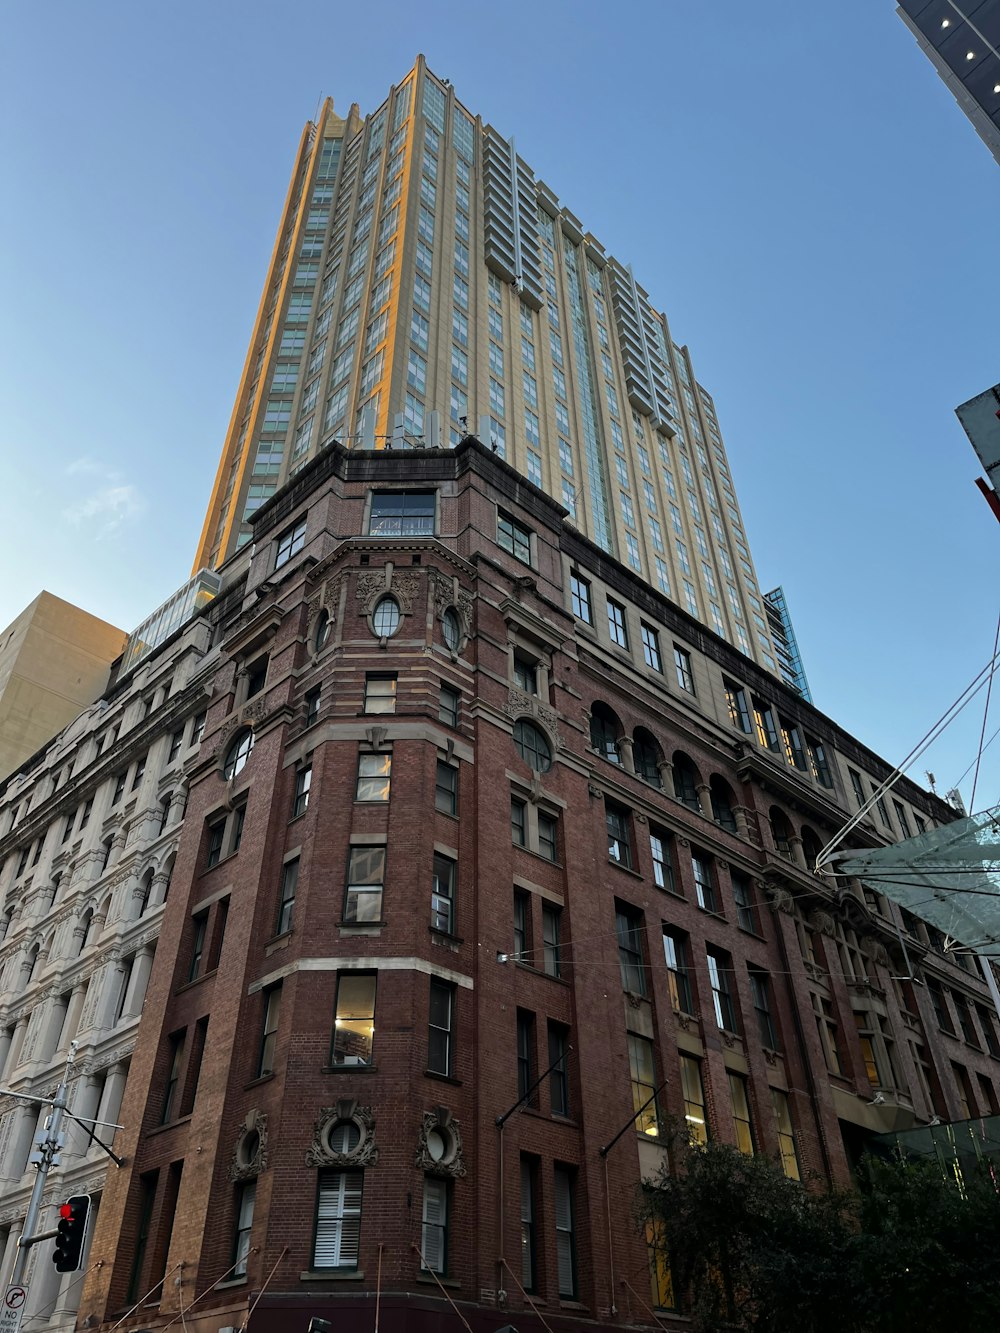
[941,17,950,27]
[966,50,976,60]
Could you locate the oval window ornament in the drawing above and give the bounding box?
[443,608,461,651]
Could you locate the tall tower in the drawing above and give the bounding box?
[195,56,791,685]
[897,0,1000,166]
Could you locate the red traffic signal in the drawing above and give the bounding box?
[52,1194,91,1272]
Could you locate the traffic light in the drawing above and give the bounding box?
[52,1194,91,1272]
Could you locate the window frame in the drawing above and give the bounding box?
[330,971,377,1067]
[275,517,307,569]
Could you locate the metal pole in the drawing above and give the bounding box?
[9,1040,77,1287]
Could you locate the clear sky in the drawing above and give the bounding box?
[2,1,998,811]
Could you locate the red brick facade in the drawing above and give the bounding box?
[76,439,1000,1333]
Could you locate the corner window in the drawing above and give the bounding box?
[497,512,532,564]
[368,490,435,536]
[344,847,385,923]
[356,752,391,802]
[292,764,312,817]
[331,973,376,1065]
[439,684,459,727]
[275,518,307,568]
[364,674,397,714]
[435,761,458,815]
[428,979,455,1076]
[431,854,456,934]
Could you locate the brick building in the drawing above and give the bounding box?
[3,438,999,1332]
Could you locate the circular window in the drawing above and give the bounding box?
[224,729,254,779]
[442,608,461,651]
[327,1119,361,1155]
[426,1127,449,1162]
[238,1129,260,1168]
[372,597,401,638]
[314,609,331,652]
[513,720,552,773]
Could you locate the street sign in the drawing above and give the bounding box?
[0,1285,28,1333]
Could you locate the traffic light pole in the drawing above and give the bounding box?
[8,1041,76,1289]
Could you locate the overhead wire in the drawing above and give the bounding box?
[970,607,1000,814]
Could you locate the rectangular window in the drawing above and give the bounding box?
[331,973,376,1065]
[435,761,458,815]
[520,1158,537,1292]
[305,687,321,727]
[616,905,646,994]
[707,948,739,1032]
[314,1169,363,1269]
[608,599,628,648]
[542,905,562,978]
[189,913,208,982]
[497,512,532,564]
[650,830,676,893]
[782,722,807,771]
[513,890,530,962]
[749,967,779,1049]
[511,798,527,848]
[369,491,435,537]
[276,857,298,936]
[771,1089,800,1179]
[549,1022,570,1116]
[161,1031,185,1124]
[731,872,757,933]
[233,1179,256,1277]
[663,929,694,1014]
[725,681,753,733]
[607,802,632,869]
[421,1177,449,1274]
[729,1073,754,1155]
[364,674,397,714]
[428,979,454,1076]
[570,574,592,624]
[554,1167,577,1298]
[356,751,391,802]
[517,1010,536,1104]
[431,854,456,934]
[680,1055,708,1144]
[673,646,695,693]
[640,623,662,672]
[892,800,912,838]
[344,847,385,924]
[627,1033,660,1136]
[439,684,459,727]
[258,984,282,1077]
[753,699,781,752]
[807,736,833,787]
[293,764,312,818]
[692,853,718,913]
[275,518,307,568]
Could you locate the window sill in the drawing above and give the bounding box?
[338,921,386,931]
[147,1114,192,1137]
[323,1063,377,1074]
[430,926,464,945]
[424,1069,462,1086]
[176,968,218,994]
[202,849,239,877]
[697,907,728,923]
[300,1269,365,1282]
[289,810,309,824]
[559,1299,590,1312]
[216,1276,248,1290]
[416,1273,460,1288]
[608,859,643,879]
[245,1072,276,1090]
[513,845,561,868]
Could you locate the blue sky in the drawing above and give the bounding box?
[1,1,998,809]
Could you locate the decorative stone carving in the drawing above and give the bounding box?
[810,910,836,938]
[306,1102,379,1168]
[355,572,389,616]
[502,688,558,735]
[675,1012,694,1032]
[415,1106,467,1178]
[364,727,388,750]
[763,883,794,914]
[763,1048,778,1067]
[229,1110,269,1181]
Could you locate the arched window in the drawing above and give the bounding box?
[25,943,40,982]
[158,795,172,837]
[224,730,254,780]
[673,753,702,812]
[78,909,95,956]
[590,704,622,765]
[314,609,332,652]
[633,728,663,787]
[138,869,155,917]
[100,837,114,874]
[710,777,738,834]
[770,807,793,857]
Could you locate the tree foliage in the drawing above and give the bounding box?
[641,1132,1000,1333]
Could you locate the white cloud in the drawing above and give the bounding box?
[62,460,147,536]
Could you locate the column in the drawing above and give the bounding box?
[0,1225,22,1289]
[24,1209,62,1322]
[617,735,635,775]
[95,1060,129,1147]
[789,834,807,871]
[66,1072,104,1160]
[0,1026,14,1081]
[39,992,69,1063]
[695,781,712,816]
[6,1015,29,1073]
[121,946,155,1021]
[61,984,87,1052]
